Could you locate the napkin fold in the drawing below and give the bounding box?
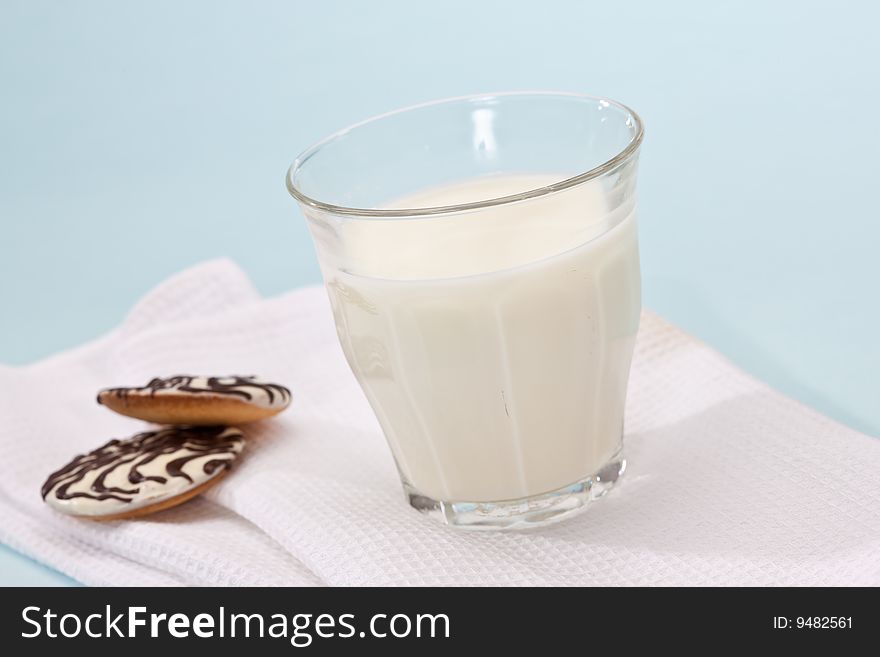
[1,259,878,586]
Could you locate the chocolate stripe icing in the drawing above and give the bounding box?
[41,426,244,512]
[97,375,291,408]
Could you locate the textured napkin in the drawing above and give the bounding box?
[1,259,878,586]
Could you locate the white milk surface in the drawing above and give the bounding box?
[323,175,641,502]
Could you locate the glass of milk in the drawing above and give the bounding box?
[287,92,644,529]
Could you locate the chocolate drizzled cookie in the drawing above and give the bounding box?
[42,426,244,520]
[97,375,292,425]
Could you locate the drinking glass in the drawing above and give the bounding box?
[287,92,644,529]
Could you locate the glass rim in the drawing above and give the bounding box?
[286,91,644,218]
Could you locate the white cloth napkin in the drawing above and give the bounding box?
[1,259,878,586]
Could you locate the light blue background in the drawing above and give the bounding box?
[1,0,877,586]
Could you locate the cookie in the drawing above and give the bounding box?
[41,426,244,520]
[97,375,291,425]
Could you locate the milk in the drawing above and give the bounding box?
[319,175,641,502]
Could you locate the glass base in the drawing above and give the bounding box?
[403,451,625,531]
